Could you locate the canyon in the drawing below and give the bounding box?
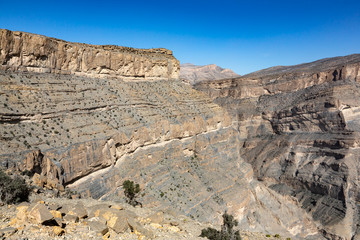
[1,28,359,239]
[195,54,360,239]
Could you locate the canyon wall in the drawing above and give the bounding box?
[195,54,360,239]
[0,29,179,80]
[0,30,323,239]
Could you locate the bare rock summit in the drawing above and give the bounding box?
[180,63,240,84]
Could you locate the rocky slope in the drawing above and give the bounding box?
[180,63,240,85]
[0,29,323,239]
[0,170,292,240]
[195,54,360,239]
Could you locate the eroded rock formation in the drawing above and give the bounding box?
[195,54,360,239]
[0,29,179,80]
[0,29,323,239]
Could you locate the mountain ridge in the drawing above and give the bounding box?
[180,63,240,84]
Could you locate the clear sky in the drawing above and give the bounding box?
[1,0,359,75]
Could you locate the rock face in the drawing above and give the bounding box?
[0,29,179,80]
[180,63,240,85]
[0,30,323,239]
[195,54,360,239]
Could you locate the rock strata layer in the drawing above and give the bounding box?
[0,30,324,239]
[0,29,179,80]
[195,54,360,239]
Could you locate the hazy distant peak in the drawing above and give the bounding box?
[180,63,240,84]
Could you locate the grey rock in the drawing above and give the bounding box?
[63,214,79,223]
[0,227,17,236]
[127,218,154,239]
[87,219,109,236]
[28,204,55,225]
[195,53,360,239]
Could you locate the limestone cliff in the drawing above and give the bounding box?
[0,29,179,80]
[0,30,323,239]
[195,54,360,239]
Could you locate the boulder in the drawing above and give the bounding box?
[147,211,164,224]
[87,219,109,236]
[106,212,129,234]
[68,202,88,219]
[87,203,111,218]
[53,226,65,236]
[127,218,154,239]
[28,203,56,225]
[63,214,79,223]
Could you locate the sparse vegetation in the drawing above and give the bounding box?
[64,188,79,199]
[122,180,142,207]
[200,211,241,240]
[0,169,31,204]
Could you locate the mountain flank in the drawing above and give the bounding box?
[195,53,360,240]
[180,63,240,84]
[0,29,321,239]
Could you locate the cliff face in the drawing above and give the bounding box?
[0,30,324,239]
[0,29,179,80]
[195,54,360,239]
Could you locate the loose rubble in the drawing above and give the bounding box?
[0,171,292,240]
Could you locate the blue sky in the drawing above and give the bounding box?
[1,0,359,74]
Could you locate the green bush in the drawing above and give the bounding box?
[122,180,142,207]
[0,169,31,204]
[200,211,241,240]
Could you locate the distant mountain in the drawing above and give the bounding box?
[180,63,240,84]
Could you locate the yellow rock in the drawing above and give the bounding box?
[9,218,17,226]
[150,223,162,229]
[53,226,65,236]
[32,173,43,187]
[168,226,180,232]
[110,204,124,210]
[94,209,100,217]
[16,205,29,212]
[17,225,25,231]
[103,231,110,239]
[16,206,28,223]
[137,234,146,240]
[38,200,45,204]
[101,210,117,221]
[29,225,41,233]
[50,210,62,219]
[107,216,118,228]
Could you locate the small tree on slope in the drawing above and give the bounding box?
[122,180,142,207]
[200,211,241,240]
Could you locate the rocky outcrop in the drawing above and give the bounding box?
[195,54,360,239]
[0,29,179,80]
[0,183,297,240]
[180,63,239,85]
[0,30,324,239]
